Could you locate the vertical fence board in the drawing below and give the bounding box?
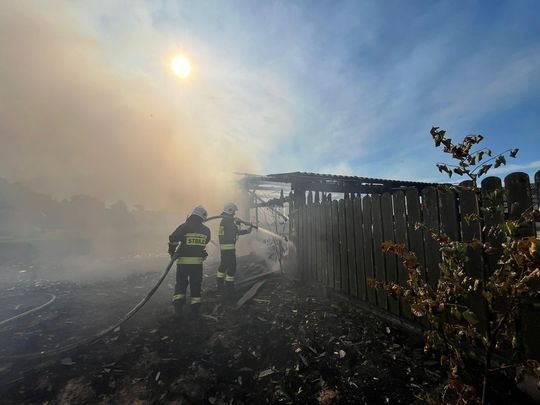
[536,171,540,236]
[320,202,328,287]
[439,188,460,241]
[505,172,539,360]
[325,201,334,287]
[338,199,350,295]
[309,204,316,280]
[331,200,341,290]
[298,206,305,280]
[354,198,367,300]
[422,187,441,289]
[406,188,426,277]
[320,204,326,284]
[459,181,486,332]
[381,193,399,315]
[362,196,377,305]
[505,172,535,237]
[481,177,504,276]
[534,170,540,208]
[345,198,358,297]
[313,201,322,282]
[393,191,411,318]
[371,194,387,310]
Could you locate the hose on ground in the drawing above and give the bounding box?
[0,293,57,327]
[0,214,254,362]
[0,256,176,361]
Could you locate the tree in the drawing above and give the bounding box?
[370,128,540,404]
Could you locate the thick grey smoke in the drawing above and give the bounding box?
[0,1,253,213]
[0,2,258,281]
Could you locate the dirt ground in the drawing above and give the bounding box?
[0,256,526,404]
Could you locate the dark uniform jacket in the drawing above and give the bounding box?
[169,215,211,262]
[218,212,249,251]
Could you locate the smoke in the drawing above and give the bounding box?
[0,1,254,214]
[0,2,265,281]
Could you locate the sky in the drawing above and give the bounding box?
[1,0,539,209]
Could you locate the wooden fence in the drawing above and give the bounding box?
[292,171,540,359]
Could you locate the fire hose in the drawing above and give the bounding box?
[0,215,258,362]
[0,293,57,327]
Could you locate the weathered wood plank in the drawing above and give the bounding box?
[371,194,387,310]
[309,204,316,281]
[297,206,304,280]
[236,280,266,309]
[393,191,410,318]
[422,187,441,289]
[480,177,504,276]
[353,197,366,300]
[331,200,341,290]
[319,202,328,286]
[362,196,376,304]
[313,201,322,282]
[345,198,358,297]
[324,201,333,287]
[381,193,398,315]
[505,172,535,236]
[338,199,350,295]
[459,180,486,332]
[439,188,460,241]
[406,188,426,275]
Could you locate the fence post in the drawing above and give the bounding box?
[362,195,377,305]
[382,193,399,315]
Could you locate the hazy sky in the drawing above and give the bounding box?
[1,0,539,209]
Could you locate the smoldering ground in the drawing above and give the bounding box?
[0,2,261,281]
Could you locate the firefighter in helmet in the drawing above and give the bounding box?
[168,205,211,319]
[217,202,252,293]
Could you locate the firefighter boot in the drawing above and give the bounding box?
[225,281,235,299]
[189,303,200,320]
[217,276,224,293]
[172,294,185,319]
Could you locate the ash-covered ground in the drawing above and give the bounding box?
[2,255,445,404]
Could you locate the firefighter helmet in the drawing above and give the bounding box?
[192,205,208,221]
[224,202,238,215]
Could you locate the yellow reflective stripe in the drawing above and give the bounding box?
[225,275,235,282]
[220,244,236,250]
[216,271,226,278]
[172,293,185,302]
[185,233,207,246]
[218,226,225,236]
[191,296,202,304]
[177,257,204,264]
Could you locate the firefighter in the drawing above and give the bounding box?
[168,205,211,319]
[217,202,253,294]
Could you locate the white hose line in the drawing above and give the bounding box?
[0,293,57,327]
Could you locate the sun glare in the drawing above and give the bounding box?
[170,55,192,79]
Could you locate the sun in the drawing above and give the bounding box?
[170,55,192,79]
